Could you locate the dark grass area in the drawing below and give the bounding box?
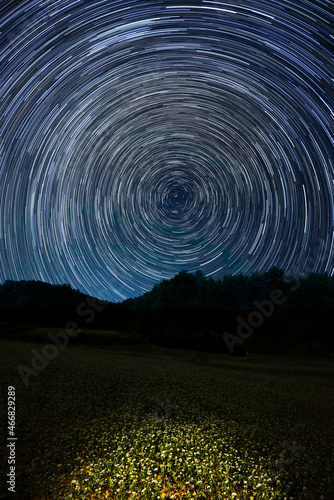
[1,339,334,499]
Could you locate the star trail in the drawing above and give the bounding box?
[0,0,333,302]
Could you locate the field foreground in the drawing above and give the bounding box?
[0,340,334,499]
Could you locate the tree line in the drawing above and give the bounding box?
[120,267,334,310]
[1,268,333,356]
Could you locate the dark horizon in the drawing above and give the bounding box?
[1,265,332,304]
[0,0,333,303]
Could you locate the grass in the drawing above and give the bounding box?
[0,339,333,499]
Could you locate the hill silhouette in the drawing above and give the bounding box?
[121,267,334,310]
[0,279,90,310]
[1,268,334,356]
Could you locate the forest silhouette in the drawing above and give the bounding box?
[1,267,333,356]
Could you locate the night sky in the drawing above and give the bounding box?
[0,0,333,302]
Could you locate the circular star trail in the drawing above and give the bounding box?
[0,0,333,301]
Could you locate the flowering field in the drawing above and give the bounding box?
[0,340,333,499]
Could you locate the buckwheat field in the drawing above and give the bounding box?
[1,341,333,499]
